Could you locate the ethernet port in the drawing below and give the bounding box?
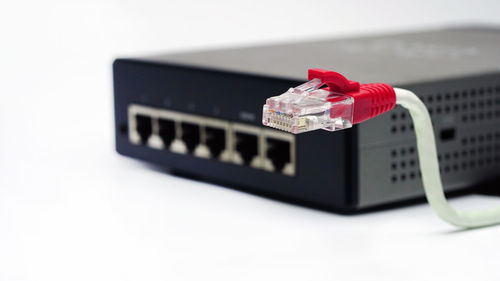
[206,127,226,159]
[181,122,200,153]
[158,118,176,148]
[135,114,152,144]
[265,138,291,172]
[235,132,259,165]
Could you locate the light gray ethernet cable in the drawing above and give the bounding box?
[262,68,500,228]
[396,87,500,228]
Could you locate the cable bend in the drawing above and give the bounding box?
[395,88,500,228]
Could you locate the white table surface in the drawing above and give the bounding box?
[1,0,500,280]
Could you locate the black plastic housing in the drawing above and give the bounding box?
[114,27,500,212]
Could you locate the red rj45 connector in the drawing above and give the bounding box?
[262,68,396,134]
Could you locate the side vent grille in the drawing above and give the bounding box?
[389,84,500,184]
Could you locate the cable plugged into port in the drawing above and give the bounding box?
[127,104,296,176]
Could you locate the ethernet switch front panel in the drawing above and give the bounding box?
[127,104,296,176]
[114,27,500,212]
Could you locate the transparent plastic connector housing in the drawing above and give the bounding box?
[262,79,354,134]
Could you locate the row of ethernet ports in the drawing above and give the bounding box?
[128,104,296,176]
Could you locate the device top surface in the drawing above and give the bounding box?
[137,26,500,85]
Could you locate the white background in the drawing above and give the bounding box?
[1,0,500,280]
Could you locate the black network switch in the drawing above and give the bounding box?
[113,26,500,212]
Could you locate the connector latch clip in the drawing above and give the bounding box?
[307,68,360,94]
